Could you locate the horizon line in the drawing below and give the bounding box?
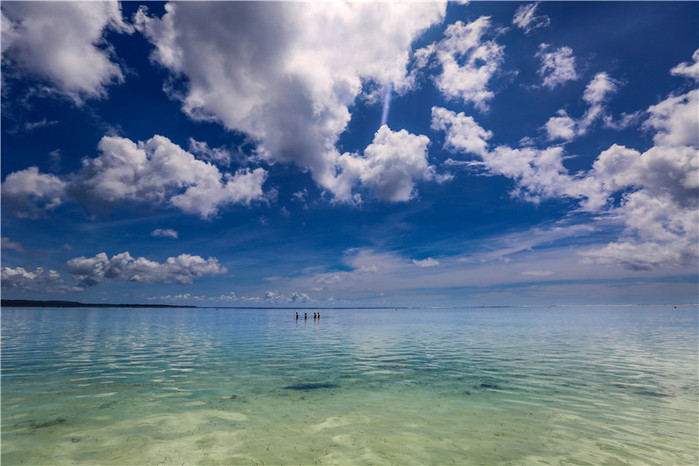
[2,299,696,310]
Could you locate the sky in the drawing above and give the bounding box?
[1,1,697,307]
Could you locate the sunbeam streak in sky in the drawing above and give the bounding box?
[380,81,394,127]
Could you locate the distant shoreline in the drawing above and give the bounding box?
[0,299,196,309]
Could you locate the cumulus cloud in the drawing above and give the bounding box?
[432,66,698,270]
[412,257,440,267]
[67,252,226,288]
[543,110,577,140]
[670,49,699,82]
[1,266,66,291]
[644,89,699,148]
[544,72,623,141]
[154,292,240,303]
[1,166,67,217]
[482,145,578,203]
[512,3,551,34]
[202,290,312,304]
[151,228,178,239]
[135,2,446,201]
[3,136,267,219]
[431,106,577,203]
[421,16,504,110]
[335,126,444,203]
[589,144,698,204]
[580,104,699,269]
[76,134,268,218]
[289,291,312,303]
[431,106,492,156]
[581,187,698,270]
[536,44,578,89]
[1,1,131,104]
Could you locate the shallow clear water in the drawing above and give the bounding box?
[2,306,697,465]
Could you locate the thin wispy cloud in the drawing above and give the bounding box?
[151,229,178,239]
[513,3,551,34]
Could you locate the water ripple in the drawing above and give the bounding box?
[2,306,697,465]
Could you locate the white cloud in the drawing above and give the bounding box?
[521,270,554,277]
[581,239,695,271]
[432,78,698,270]
[188,138,232,167]
[264,290,284,303]
[1,266,66,291]
[670,49,699,82]
[425,16,505,110]
[2,136,267,219]
[1,1,131,104]
[289,291,312,303]
[579,72,619,129]
[431,106,492,156]
[431,109,578,203]
[155,291,240,303]
[589,143,698,203]
[544,110,577,140]
[580,131,699,269]
[581,192,697,270]
[582,72,618,106]
[151,228,178,239]
[544,72,621,141]
[336,126,445,203]
[443,158,480,170]
[644,89,699,148]
[512,2,551,34]
[485,145,579,203]
[135,2,446,201]
[2,237,26,253]
[78,134,268,219]
[18,119,59,133]
[1,166,67,217]
[602,111,643,131]
[412,257,440,267]
[537,44,578,89]
[67,251,226,287]
[203,290,312,304]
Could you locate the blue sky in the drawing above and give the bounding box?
[2,1,697,307]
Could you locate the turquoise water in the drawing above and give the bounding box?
[2,306,698,465]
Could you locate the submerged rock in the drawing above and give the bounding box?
[636,389,671,398]
[283,382,339,391]
[28,418,66,431]
[476,382,501,390]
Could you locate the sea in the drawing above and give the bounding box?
[1,305,697,465]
